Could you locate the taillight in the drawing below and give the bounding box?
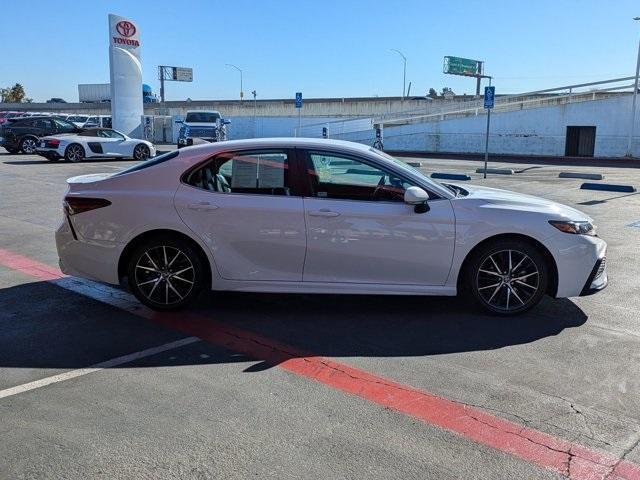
[48,139,60,147]
[64,197,111,215]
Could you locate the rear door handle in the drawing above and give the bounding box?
[187,202,219,211]
[308,209,340,217]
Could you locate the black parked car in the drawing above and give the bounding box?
[0,116,80,154]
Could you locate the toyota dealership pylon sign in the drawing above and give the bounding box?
[108,14,143,138]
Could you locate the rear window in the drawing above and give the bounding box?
[185,112,220,123]
[115,150,180,176]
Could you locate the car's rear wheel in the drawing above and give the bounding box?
[133,144,150,160]
[64,143,85,162]
[19,137,38,154]
[465,240,548,315]
[127,236,205,311]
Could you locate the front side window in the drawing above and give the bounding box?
[98,129,125,140]
[187,150,290,196]
[305,151,415,202]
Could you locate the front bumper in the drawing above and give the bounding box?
[548,231,607,298]
[580,255,608,296]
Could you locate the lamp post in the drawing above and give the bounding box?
[627,17,640,157]
[225,64,243,102]
[390,49,407,100]
[252,90,257,137]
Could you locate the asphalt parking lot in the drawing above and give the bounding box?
[1,147,640,479]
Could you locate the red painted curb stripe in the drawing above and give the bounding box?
[1,248,639,480]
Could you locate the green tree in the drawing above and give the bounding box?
[440,87,455,98]
[427,88,438,99]
[0,83,27,103]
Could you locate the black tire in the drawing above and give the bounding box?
[127,235,205,311]
[64,143,85,162]
[464,239,548,316]
[19,136,38,154]
[45,153,60,162]
[4,146,19,154]
[133,143,150,160]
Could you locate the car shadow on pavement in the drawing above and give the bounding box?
[0,280,587,371]
[3,158,132,165]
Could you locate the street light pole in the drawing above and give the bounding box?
[626,17,640,157]
[391,49,407,100]
[225,64,243,102]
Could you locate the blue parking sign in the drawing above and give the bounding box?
[484,86,495,109]
[295,92,303,108]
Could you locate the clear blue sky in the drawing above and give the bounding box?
[1,0,639,102]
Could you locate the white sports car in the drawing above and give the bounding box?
[36,128,156,162]
[55,138,607,315]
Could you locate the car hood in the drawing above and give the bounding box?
[453,183,592,222]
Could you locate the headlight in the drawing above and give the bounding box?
[549,220,596,236]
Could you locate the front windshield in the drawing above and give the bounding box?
[185,112,220,123]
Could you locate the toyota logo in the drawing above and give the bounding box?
[116,21,136,37]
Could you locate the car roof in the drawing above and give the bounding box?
[183,137,374,155]
[7,115,52,123]
[186,110,221,115]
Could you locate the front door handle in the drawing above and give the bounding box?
[308,209,340,217]
[187,202,219,211]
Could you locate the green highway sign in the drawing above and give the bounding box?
[443,56,481,76]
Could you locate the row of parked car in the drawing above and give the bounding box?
[0,111,112,129]
[0,113,155,162]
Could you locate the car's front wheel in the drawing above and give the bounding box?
[127,236,205,310]
[465,240,548,315]
[133,144,150,160]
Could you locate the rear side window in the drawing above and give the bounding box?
[185,149,291,196]
[115,150,179,176]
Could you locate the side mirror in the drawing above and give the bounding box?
[222,119,231,125]
[404,186,430,214]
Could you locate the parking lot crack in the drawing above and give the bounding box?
[603,434,640,479]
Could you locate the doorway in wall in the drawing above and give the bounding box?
[565,126,596,157]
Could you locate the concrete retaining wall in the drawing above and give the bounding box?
[334,95,640,158]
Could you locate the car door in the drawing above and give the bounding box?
[174,148,307,282]
[97,129,128,156]
[301,149,455,285]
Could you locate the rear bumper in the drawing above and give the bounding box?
[55,217,122,284]
[36,147,62,159]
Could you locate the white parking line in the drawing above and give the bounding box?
[0,336,200,400]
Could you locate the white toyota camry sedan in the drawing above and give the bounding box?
[55,138,607,315]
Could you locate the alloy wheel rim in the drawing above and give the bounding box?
[476,249,540,312]
[134,246,195,305]
[23,139,36,153]
[134,145,149,160]
[68,145,83,161]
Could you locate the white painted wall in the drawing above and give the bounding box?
[337,95,640,157]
